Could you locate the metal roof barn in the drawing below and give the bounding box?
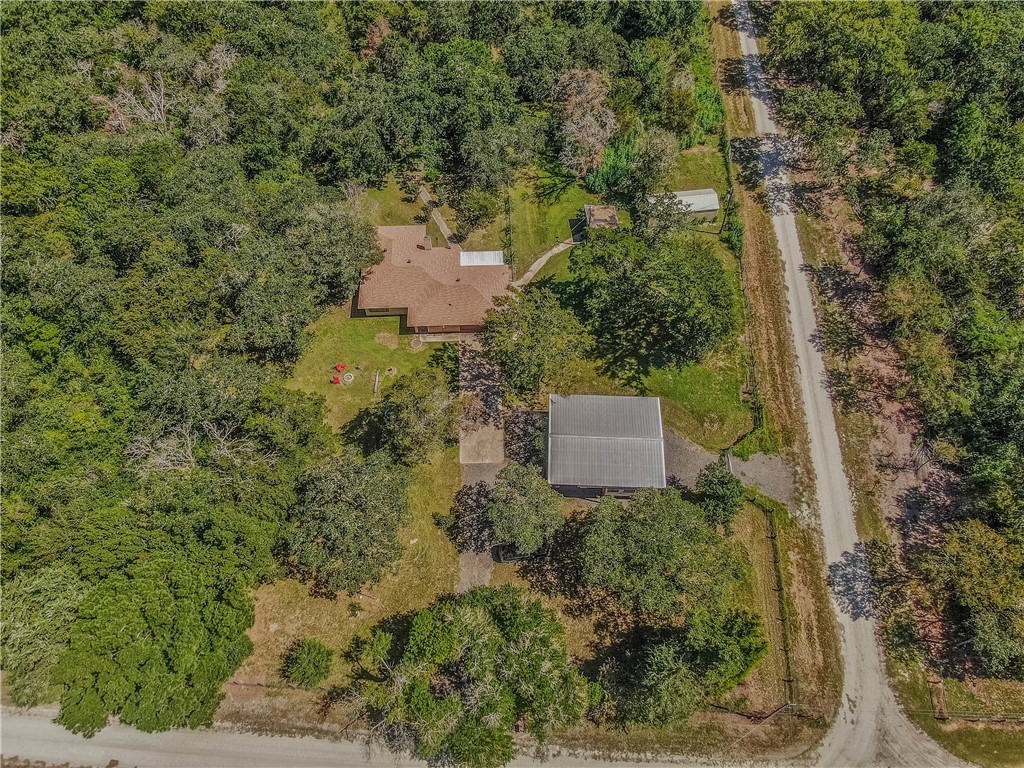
[547,394,667,490]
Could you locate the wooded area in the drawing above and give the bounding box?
[764,1,1023,681]
[1,1,752,760]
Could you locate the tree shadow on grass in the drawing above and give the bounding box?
[517,513,634,647]
[436,481,495,554]
[530,157,579,204]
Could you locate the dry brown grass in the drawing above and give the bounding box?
[219,448,461,726]
[726,504,789,712]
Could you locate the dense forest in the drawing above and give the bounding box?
[765,1,1024,677]
[1,0,741,752]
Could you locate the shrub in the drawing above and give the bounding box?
[283,639,333,688]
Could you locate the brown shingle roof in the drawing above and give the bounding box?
[357,226,512,328]
[585,204,620,229]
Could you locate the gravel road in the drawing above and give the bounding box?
[731,2,967,765]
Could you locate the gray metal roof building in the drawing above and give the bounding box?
[547,394,667,490]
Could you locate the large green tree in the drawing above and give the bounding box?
[578,488,748,620]
[481,288,593,396]
[287,449,411,597]
[357,367,460,464]
[486,462,564,556]
[570,231,739,374]
[356,587,589,768]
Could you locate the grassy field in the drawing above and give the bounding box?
[360,181,446,244]
[645,350,753,451]
[231,447,461,692]
[891,660,1024,768]
[664,143,729,197]
[510,170,600,275]
[723,502,789,712]
[288,305,433,430]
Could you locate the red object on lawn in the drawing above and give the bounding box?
[335,362,344,372]
[331,375,341,385]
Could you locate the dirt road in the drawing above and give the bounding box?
[0,708,792,768]
[730,2,965,765]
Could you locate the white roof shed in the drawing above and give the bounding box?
[649,188,721,213]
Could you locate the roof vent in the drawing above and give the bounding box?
[406,259,412,264]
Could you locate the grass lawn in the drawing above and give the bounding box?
[360,181,446,245]
[233,447,461,691]
[437,199,509,252]
[289,304,434,429]
[892,660,1024,768]
[645,349,753,451]
[664,143,729,196]
[510,170,601,276]
[723,502,789,712]
[532,243,575,283]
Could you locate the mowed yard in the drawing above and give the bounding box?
[225,307,460,708]
[287,305,433,429]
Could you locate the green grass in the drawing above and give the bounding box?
[724,503,789,712]
[532,245,575,283]
[510,170,601,275]
[663,143,729,197]
[288,305,435,429]
[437,199,509,252]
[236,448,461,690]
[891,660,1024,768]
[645,349,754,451]
[361,182,446,244]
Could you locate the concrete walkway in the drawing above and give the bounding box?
[456,339,505,593]
[418,185,455,245]
[512,237,576,287]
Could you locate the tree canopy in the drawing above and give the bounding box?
[578,488,748,621]
[356,586,589,768]
[0,0,730,738]
[570,231,739,374]
[481,288,593,396]
[765,0,1024,678]
[486,462,565,556]
[286,449,411,597]
[355,367,460,465]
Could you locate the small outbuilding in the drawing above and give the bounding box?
[584,204,621,230]
[652,188,720,222]
[547,394,666,494]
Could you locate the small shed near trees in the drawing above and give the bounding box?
[584,204,621,230]
[546,394,666,494]
[652,188,720,222]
